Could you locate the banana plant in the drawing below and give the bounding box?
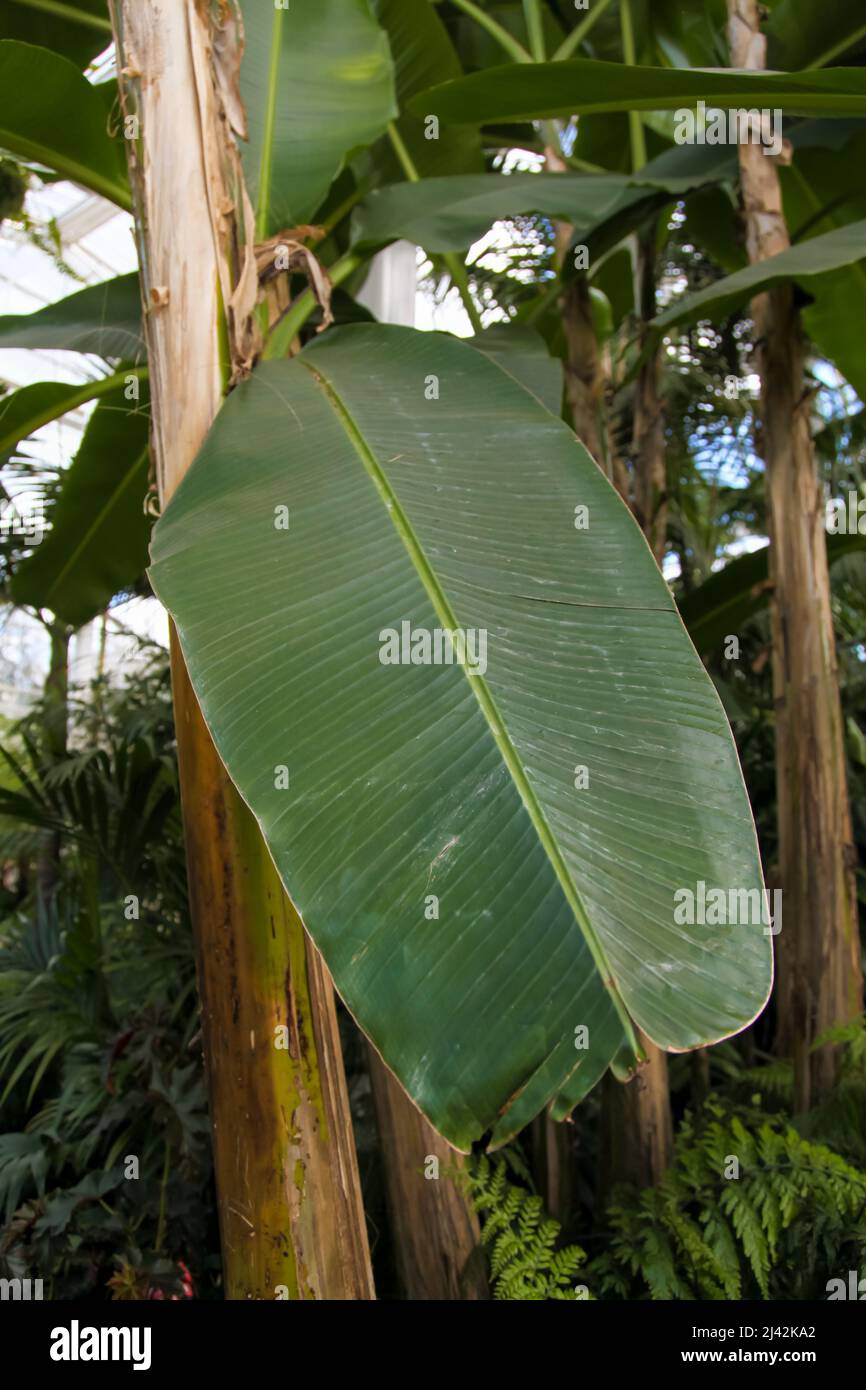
[5,0,860,1296]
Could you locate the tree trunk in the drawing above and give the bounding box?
[545,140,614,481]
[561,272,607,466]
[531,1111,576,1235]
[561,272,633,507]
[728,0,862,1110]
[599,1035,673,1197]
[600,1044,673,1196]
[110,0,373,1298]
[600,218,673,1191]
[367,1049,487,1299]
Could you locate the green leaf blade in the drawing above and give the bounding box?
[0,370,145,461]
[0,272,144,361]
[767,0,866,72]
[0,39,129,207]
[353,145,737,256]
[679,535,866,658]
[0,0,111,68]
[470,324,562,417]
[240,0,398,235]
[409,57,866,125]
[11,382,151,626]
[150,325,772,1146]
[368,0,483,180]
[652,219,866,335]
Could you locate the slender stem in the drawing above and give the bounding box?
[14,0,112,32]
[447,0,533,63]
[320,180,368,235]
[554,0,618,61]
[441,254,483,335]
[619,0,647,171]
[522,0,546,61]
[387,121,418,183]
[387,124,482,335]
[806,21,866,69]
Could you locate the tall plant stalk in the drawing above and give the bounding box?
[727,0,862,1109]
[109,0,374,1299]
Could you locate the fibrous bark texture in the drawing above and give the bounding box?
[111,0,374,1298]
[728,0,862,1110]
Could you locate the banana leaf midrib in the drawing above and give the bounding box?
[300,353,637,1050]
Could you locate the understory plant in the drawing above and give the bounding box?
[592,1096,866,1301]
[459,1154,590,1301]
[0,645,219,1299]
[458,1024,866,1302]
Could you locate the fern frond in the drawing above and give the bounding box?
[458,1156,590,1301]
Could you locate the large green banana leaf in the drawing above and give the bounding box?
[149,324,771,1149]
[0,273,143,361]
[11,383,151,626]
[354,171,645,252]
[409,58,866,125]
[783,130,866,239]
[239,0,397,235]
[799,267,866,407]
[0,0,110,68]
[0,40,128,208]
[682,185,747,276]
[651,220,866,336]
[353,144,736,254]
